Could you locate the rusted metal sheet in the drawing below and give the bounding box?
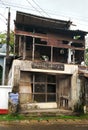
[16,11,71,29]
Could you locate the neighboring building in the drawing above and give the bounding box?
[0,85,12,114]
[0,44,13,114]
[0,44,12,85]
[0,53,6,85]
[8,11,88,113]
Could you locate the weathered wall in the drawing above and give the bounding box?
[8,60,21,91]
[8,59,78,86]
[57,75,71,109]
[0,85,12,114]
[19,71,32,104]
[8,59,81,111]
[70,70,79,110]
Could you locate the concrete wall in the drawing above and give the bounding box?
[8,59,78,89]
[8,59,81,110]
[0,56,6,85]
[0,85,12,114]
[10,60,78,75]
[70,70,79,110]
[8,60,21,92]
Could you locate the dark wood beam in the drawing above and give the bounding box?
[15,29,85,44]
[35,43,84,51]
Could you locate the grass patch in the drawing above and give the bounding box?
[0,114,25,121]
[0,114,88,121]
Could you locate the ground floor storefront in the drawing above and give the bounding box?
[19,72,72,110]
[8,60,83,113]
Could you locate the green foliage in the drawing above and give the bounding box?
[0,114,25,121]
[0,33,6,43]
[85,48,88,66]
[0,30,14,53]
[0,114,88,121]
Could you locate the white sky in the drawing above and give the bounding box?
[0,0,88,32]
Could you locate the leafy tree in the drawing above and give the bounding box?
[0,31,14,84]
[85,48,88,66]
[0,30,14,53]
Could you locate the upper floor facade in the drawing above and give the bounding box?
[14,11,87,66]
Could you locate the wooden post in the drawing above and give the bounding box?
[6,8,10,57]
[32,29,35,61]
[32,74,35,101]
[23,36,26,60]
[19,36,22,56]
[51,46,53,63]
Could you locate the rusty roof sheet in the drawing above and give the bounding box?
[15,11,87,36]
[15,11,72,29]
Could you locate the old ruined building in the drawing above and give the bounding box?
[8,11,88,114]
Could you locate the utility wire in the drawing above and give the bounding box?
[0,0,6,7]
[0,18,6,24]
[1,1,88,23]
[0,1,45,16]
[1,1,88,28]
[31,0,51,17]
[26,0,45,16]
[0,12,7,20]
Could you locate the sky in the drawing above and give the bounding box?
[0,0,88,33]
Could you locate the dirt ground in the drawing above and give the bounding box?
[0,119,88,130]
[0,118,88,125]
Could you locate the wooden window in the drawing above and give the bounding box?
[31,73,56,102]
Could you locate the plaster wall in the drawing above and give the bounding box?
[0,86,12,113]
[8,60,81,110]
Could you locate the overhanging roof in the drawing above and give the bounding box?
[15,11,87,37]
[15,11,72,29]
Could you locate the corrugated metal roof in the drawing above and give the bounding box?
[15,11,72,29]
[15,11,87,36]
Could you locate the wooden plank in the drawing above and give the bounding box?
[19,36,22,56]
[15,29,85,44]
[35,43,84,51]
[23,36,26,60]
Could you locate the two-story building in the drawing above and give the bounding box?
[8,11,88,113]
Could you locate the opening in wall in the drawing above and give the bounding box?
[31,73,56,103]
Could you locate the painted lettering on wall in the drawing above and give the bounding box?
[32,62,64,71]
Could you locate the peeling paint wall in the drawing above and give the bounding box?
[8,59,83,111]
[70,70,79,110]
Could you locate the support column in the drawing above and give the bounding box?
[51,46,53,63]
[23,36,26,60]
[19,36,22,56]
[32,29,35,61]
[13,65,20,92]
[68,41,72,63]
[70,69,78,110]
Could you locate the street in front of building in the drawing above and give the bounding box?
[0,123,88,130]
